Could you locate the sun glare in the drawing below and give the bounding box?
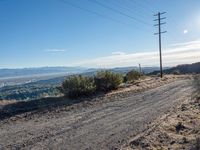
[183,30,188,34]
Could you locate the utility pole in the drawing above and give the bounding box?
[154,12,167,78]
[138,63,142,74]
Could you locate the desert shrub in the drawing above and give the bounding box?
[60,75,96,98]
[124,70,142,83]
[95,70,123,92]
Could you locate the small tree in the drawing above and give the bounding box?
[60,75,96,98]
[124,70,142,83]
[95,70,123,92]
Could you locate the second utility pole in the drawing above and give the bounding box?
[154,12,167,78]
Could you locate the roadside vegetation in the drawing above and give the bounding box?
[60,75,96,98]
[60,70,142,98]
[124,70,143,83]
[0,70,143,100]
[95,70,123,92]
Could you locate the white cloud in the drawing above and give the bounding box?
[183,29,188,34]
[170,39,200,47]
[70,39,200,68]
[44,49,66,52]
[111,51,126,55]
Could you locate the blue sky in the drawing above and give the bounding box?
[0,0,200,68]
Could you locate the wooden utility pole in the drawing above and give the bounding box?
[154,12,167,78]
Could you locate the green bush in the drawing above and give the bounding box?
[60,71,123,97]
[60,75,96,98]
[95,70,123,92]
[124,70,142,83]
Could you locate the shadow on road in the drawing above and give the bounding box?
[0,97,83,120]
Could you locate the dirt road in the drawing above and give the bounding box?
[0,80,193,150]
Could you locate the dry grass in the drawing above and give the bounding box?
[108,74,189,96]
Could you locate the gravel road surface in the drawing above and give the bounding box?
[0,79,193,150]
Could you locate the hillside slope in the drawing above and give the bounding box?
[150,62,200,75]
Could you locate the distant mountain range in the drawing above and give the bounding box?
[1,62,199,79]
[107,66,170,74]
[150,62,200,75]
[0,66,164,79]
[0,67,87,78]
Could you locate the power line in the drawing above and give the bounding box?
[142,0,155,9]
[128,0,154,13]
[124,0,155,19]
[88,0,151,26]
[58,0,136,27]
[58,0,151,32]
[107,0,150,19]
